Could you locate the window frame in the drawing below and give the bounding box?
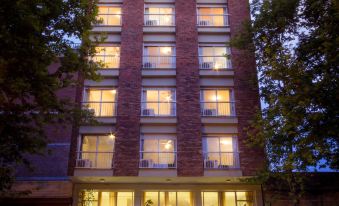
[97,6,122,26]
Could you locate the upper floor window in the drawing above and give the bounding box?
[143,45,176,69]
[203,136,239,169]
[200,89,235,116]
[197,7,229,26]
[144,6,175,26]
[79,190,134,206]
[141,88,176,116]
[199,46,231,70]
[93,46,120,69]
[76,135,115,169]
[83,88,117,117]
[143,191,192,206]
[201,191,254,206]
[97,6,122,26]
[140,136,177,168]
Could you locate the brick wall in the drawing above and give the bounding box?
[175,0,204,176]
[228,0,265,176]
[113,0,144,176]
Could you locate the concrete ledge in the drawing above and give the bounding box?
[143,27,176,33]
[92,26,121,33]
[199,69,234,77]
[204,169,243,177]
[98,69,119,77]
[198,27,230,33]
[140,117,177,124]
[201,117,238,124]
[139,169,177,177]
[142,69,176,77]
[74,169,113,177]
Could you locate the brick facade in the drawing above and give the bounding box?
[228,0,265,176]
[175,0,204,176]
[113,0,144,176]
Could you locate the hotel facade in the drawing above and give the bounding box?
[12,0,265,205]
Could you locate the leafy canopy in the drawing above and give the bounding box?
[0,0,102,193]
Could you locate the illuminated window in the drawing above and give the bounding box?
[97,7,122,26]
[199,46,231,70]
[197,7,228,26]
[140,136,177,168]
[200,89,234,116]
[145,6,175,26]
[143,45,176,69]
[203,137,239,169]
[141,88,176,116]
[79,191,134,206]
[93,46,120,69]
[144,192,192,206]
[201,192,254,206]
[83,88,117,116]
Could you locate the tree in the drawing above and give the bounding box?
[0,0,102,194]
[232,0,339,204]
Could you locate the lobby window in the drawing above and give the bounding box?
[200,89,235,116]
[93,46,120,69]
[79,190,134,206]
[97,6,122,26]
[82,88,117,117]
[203,137,240,169]
[76,135,115,169]
[197,7,229,26]
[141,88,176,116]
[140,136,177,168]
[202,192,254,206]
[199,46,231,70]
[143,192,192,206]
[143,45,176,69]
[144,6,175,26]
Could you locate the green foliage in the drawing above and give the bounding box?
[144,199,154,206]
[232,0,339,204]
[0,0,103,193]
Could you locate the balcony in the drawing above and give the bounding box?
[144,14,175,26]
[197,14,229,27]
[82,102,117,117]
[143,56,176,69]
[92,55,120,69]
[141,102,176,116]
[76,152,114,169]
[200,102,235,116]
[203,152,240,169]
[140,152,177,168]
[199,56,232,70]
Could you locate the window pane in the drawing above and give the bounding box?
[219,137,233,152]
[97,136,114,152]
[224,192,236,206]
[159,47,173,56]
[82,136,97,152]
[108,7,121,14]
[236,192,253,200]
[146,90,159,101]
[217,90,230,102]
[212,8,224,15]
[143,138,159,152]
[202,192,219,206]
[101,192,115,206]
[201,47,214,56]
[81,191,99,206]
[202,90,217,102]
[159,90,172,102]
[177,192,191,206]
[168,192,177,206]
[146,47,159,56]
[117,192,134,206]
[206,138,220,152]
[101,90,116,102]
[159,192,166,206]
[88,90,101,102]
[159,8,173,14]
[145,192,159,206]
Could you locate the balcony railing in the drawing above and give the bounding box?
[82,102,117,117]
[92,55,120,69]
[144,14,175,26]
[143,56,176,69]
[97,14,122,26]
[76,152,114,169]
[199,56,232,69]
[141,102,176,116]
[200,102,235,116]
[140,152,177,168]
[197,15,229,26]
[203,152,240,169]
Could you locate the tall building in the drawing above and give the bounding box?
[11,0,265,205]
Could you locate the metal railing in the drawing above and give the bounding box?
[97,14,122,26]
[82,102,117,117]
[141,102,176,116]
[197,15,229,26]
[76,152,114,169]
[139,152,177,168]
[144,14,175,26]
[203,152,240,169]
[92,55,120,69]
[143,56,176,69]
[200,102,236,116]
[199,56,232,69]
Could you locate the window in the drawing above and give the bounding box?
[79,190,134,206]
[203,137,239,169]
[97,6,122,26]
[201,192,254,206]
[200,89,235,116]
[197,7,229,26]
[199,46,231,70]
[83,88,117,117]
[140,136,177,168]
[143,45,176,69]
[144,6,175,26]
[76,135,115,169]
[141,88,176,116]
[93,46,120,69]
[143,192,192,206]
